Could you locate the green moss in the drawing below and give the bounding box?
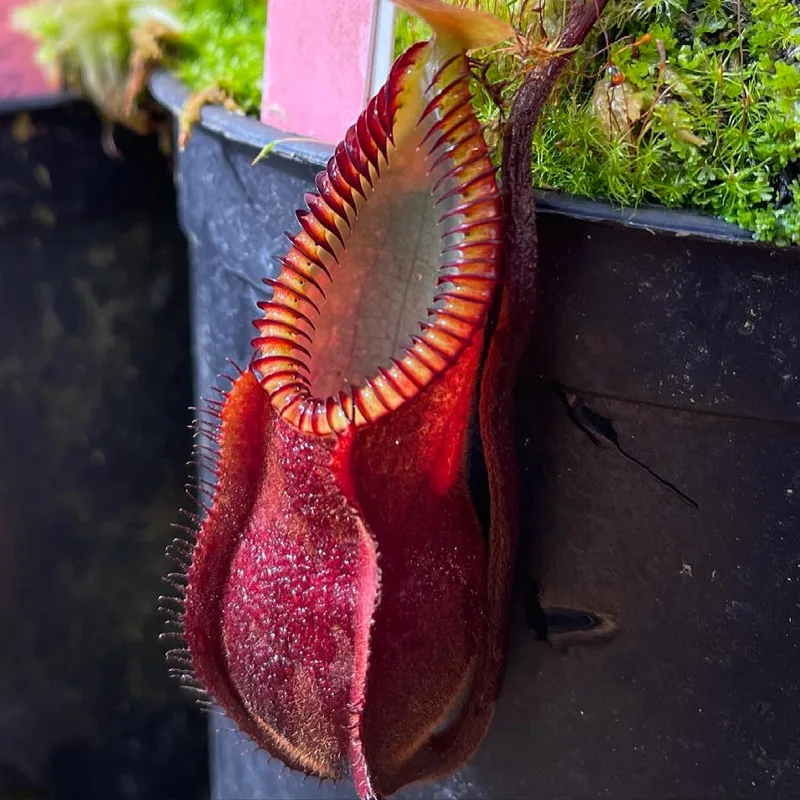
[396,0,800,245]
[17,0,800,244]
[14,0,266,117]
[171,0,265,114]
[13,0,183,126]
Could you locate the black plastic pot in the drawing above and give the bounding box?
[0,96,207,800]
[152,72,800,800]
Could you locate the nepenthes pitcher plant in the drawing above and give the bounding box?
[161,0,606,796]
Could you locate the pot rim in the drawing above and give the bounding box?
[149,70,762,246]
[0,91,76,115]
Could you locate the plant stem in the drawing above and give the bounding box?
[502,0,612,309]
[479,0,612,682]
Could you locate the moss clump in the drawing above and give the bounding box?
[170,0,265,115]
[13,0,183,131]
[15,0,266,119]
[397,0,800,245]
[537,0,800,244]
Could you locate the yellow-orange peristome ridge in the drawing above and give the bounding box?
[252,43,504,438]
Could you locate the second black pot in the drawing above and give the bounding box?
[0,95,206,800]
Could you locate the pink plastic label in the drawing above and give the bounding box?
[262,0,379,144]
[0,0,50,100]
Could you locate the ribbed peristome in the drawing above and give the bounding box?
[252,44,503,436]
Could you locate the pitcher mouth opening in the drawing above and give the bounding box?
[251,49,504,437]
